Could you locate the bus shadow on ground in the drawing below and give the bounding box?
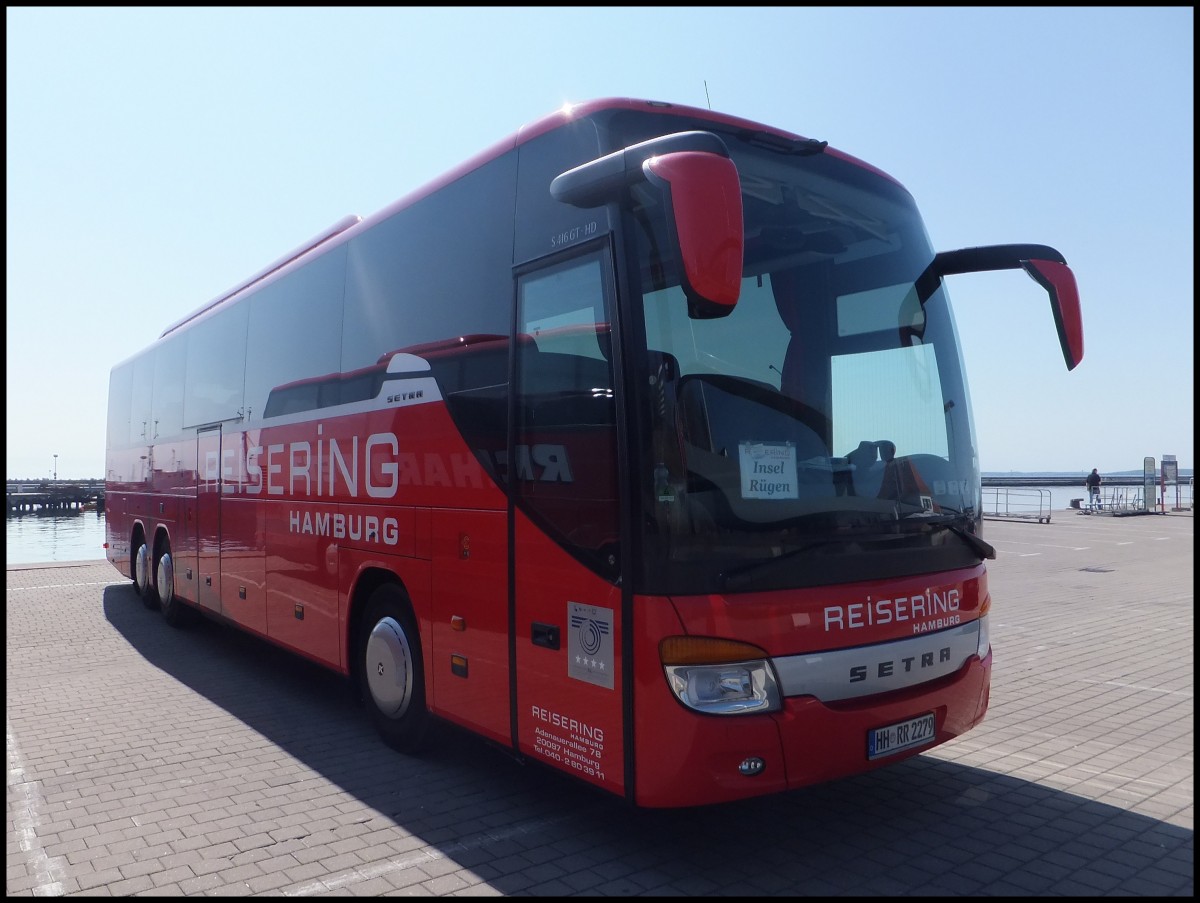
[103,586,1192,896]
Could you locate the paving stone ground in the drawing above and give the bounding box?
[7,510,1192,896]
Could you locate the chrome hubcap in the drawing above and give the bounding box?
[156,552,174,608]
[135,543,150,593]
[365,617,413,719]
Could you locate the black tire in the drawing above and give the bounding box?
[154,537,191,628]
[356,584,430,754]
[134,534,157,610]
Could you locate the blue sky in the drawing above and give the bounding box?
[6,7,1193,479]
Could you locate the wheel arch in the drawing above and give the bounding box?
[129,520,148,573]
[149,523,173,591]
[346,566,411,692]
[152,523,172,558]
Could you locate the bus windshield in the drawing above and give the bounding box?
[626,129,982,594]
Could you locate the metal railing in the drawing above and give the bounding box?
[1100,487,1145,514]
[982,487,1052,523]
[1161,479,1193,511]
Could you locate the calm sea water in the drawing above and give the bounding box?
[6,510,108,565]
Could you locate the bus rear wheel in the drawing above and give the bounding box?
[356,584,430,754]
[155,539,190,628]
[134,535,157,610]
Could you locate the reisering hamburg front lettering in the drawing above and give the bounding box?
[823,587,962,636]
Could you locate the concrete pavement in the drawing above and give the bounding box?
[7,511,1192,896]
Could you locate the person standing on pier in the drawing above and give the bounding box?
[1086,468,1103,511]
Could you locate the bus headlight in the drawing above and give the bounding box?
[660,637,781,714]
[976,614,991,659]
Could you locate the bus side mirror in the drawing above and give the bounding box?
[642,152,743,318]
[1020,257,1083,371]
[551,131,744,319]
[930,243,1084,371]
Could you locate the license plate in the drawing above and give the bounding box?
[867,712,936,760]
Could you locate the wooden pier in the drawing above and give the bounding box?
[6,480,105,515]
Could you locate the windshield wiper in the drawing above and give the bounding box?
[720,539,837,591]
[719,529,913,592]
[719,507,994,592]
[901,508,996,560]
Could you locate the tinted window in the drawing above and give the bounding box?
[341,155,517,374]
[184,303,248,428]
[107,361,134,450]
[513,119,608,265]
[151,334,187,440]
[130,352,155,445]
[244,245,346,423]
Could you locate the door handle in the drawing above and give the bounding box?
[531,622,560,650]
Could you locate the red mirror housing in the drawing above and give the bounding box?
[642,152,744,317]
[1022,258,1084,371]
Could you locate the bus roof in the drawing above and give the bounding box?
[158,98,896,342]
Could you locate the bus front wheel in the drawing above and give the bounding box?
[357,584,430,754]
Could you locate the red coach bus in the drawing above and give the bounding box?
[105,98,1084,807]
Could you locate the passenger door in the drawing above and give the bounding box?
[510,249,627,794]
[195,426,222,615]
